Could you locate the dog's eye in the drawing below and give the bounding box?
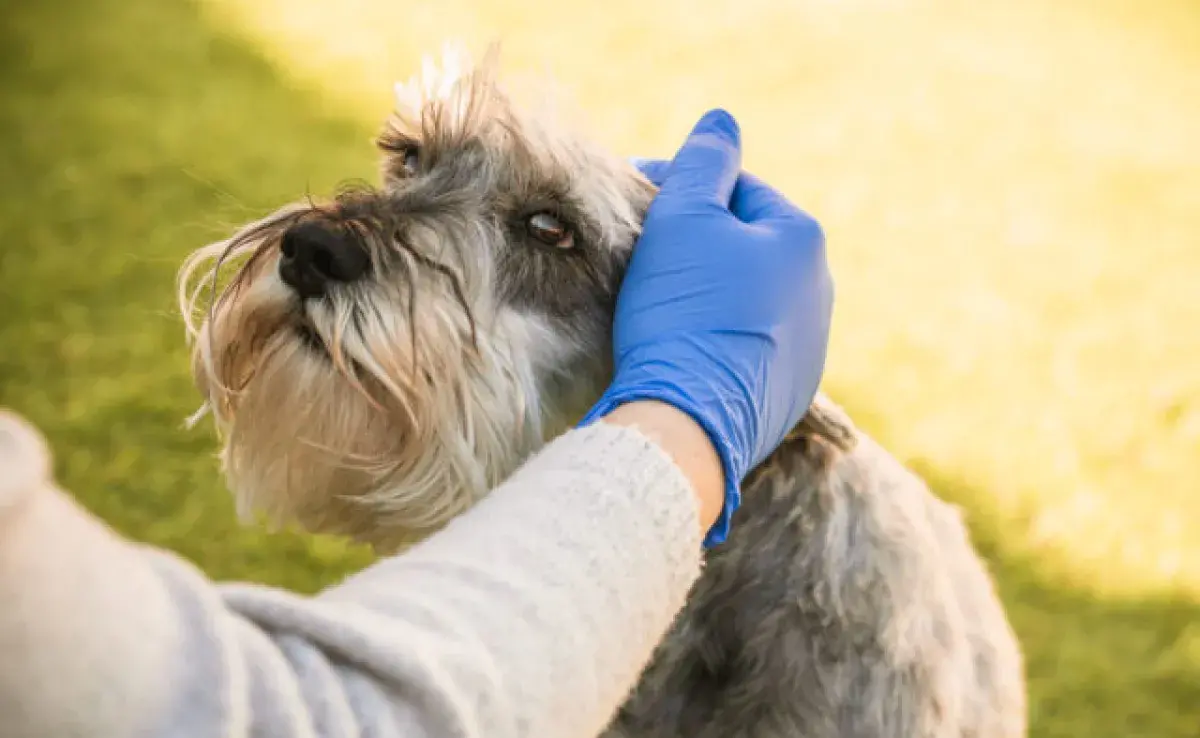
[376,134,422,177]
[401,146,420,176]
[526,212,574,250]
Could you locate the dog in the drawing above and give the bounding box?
[178,46,1026,738]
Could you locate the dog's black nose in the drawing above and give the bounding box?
[278,221,370,298]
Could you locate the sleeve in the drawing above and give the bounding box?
[0,410,703,738]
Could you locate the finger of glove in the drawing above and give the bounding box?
[631,158,670,187]
[729,171,811,224]
[657,109,742,210]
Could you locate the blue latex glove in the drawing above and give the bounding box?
[579,109,834,548]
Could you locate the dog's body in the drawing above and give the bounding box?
[607,407,1025,737]
[179,47,1025,737]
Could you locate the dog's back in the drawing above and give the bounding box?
[606,395,1026,738]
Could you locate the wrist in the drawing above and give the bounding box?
[580,372,749,547]
[595,400,724,536]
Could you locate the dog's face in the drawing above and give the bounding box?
[179,50,656,549]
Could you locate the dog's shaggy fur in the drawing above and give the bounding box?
[178,46,1026,737]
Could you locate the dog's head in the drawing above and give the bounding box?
[180,47,852,550]
[180,48,657,548]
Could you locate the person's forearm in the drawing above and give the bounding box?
[0,419,189,738]
[0,408,707,738]
[600,399,724,532]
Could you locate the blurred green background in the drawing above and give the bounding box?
[1,0,1198,734]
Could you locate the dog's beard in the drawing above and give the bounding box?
[180,218,560,550]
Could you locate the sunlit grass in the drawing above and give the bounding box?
[1,0,1198,734]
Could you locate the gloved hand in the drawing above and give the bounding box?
[580,109,834,548]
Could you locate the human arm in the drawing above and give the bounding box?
[0,405,708,738]
[602,399,725,532]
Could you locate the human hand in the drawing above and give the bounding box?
[581,109,834,547]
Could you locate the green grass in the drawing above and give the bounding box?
[1,0,1198,735]
[0,0,379,589]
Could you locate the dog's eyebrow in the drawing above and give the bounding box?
[376,129,420,152]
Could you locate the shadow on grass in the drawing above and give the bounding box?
[0,0,1197,736]
[914,462,1200,738]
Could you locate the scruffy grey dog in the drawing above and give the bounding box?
[179,47,1025,738]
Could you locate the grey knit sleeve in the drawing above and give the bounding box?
[0,412,703,738]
